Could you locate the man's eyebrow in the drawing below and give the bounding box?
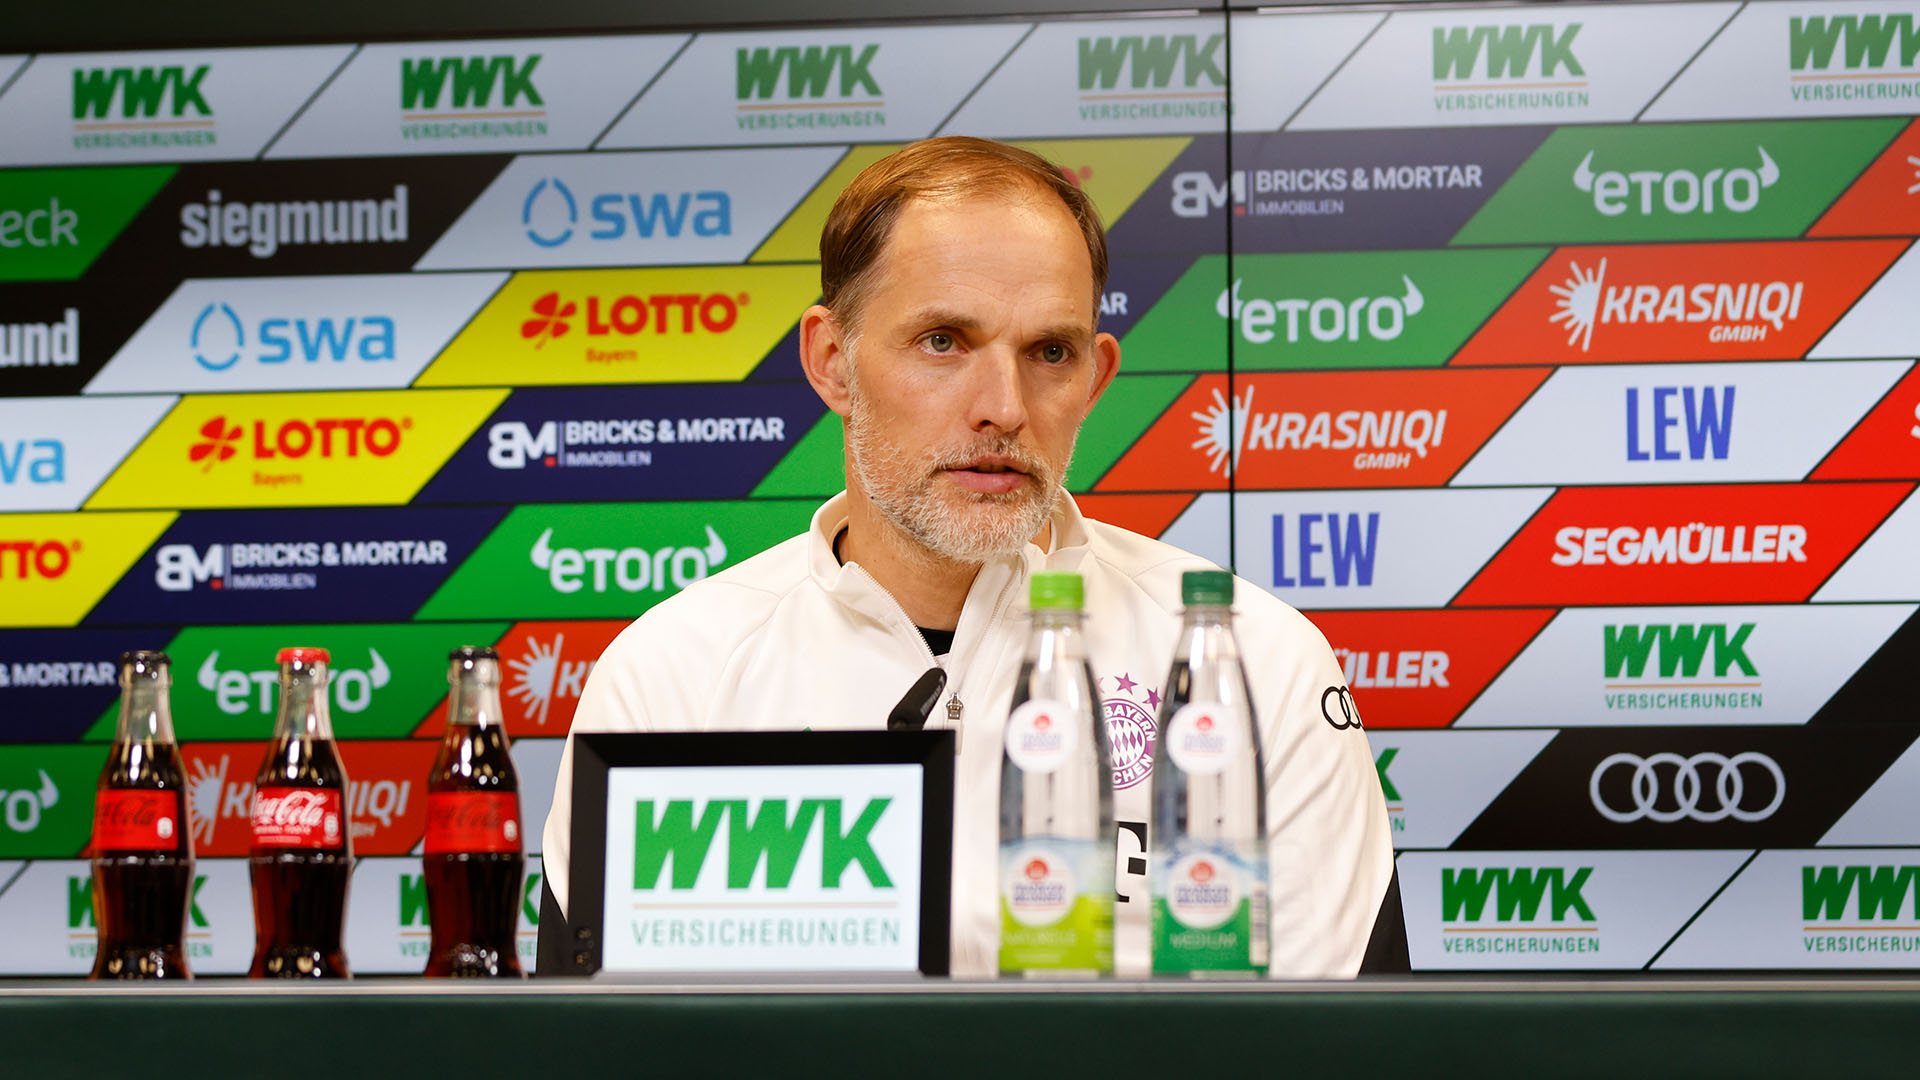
[901,309,1094,343]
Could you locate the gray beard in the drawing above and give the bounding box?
[843,360,1074,564]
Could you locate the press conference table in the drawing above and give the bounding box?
[5,976,1919,1077]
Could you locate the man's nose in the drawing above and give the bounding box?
[968,347,1029,433]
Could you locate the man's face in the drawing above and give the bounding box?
[832,193,1118,562]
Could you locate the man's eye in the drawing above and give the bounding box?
[1039,343,1070,364]
[924,333,955,353]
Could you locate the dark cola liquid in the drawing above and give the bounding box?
[250,735,351,979]
[92,739,193,980]
[424,723,525,977]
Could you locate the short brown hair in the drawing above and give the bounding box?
[818,136,1110,334]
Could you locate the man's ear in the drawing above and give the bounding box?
[799,304,853,418]
[1082,330,1122,419]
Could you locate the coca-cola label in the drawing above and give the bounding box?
[250,786,345,850]
[92,789,182,851]
[423,791,521,854]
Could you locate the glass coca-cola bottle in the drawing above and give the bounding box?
[249,647,352,979]
[423,646,525,978]
[90,651,194,980]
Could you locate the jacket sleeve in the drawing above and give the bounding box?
[1240,588,1399,978]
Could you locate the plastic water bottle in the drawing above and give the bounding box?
[998,571,1114,976]
[1151,570,1268,976]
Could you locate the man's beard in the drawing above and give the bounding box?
[843,361,1074,564]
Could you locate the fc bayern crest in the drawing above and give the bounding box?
[1101,672,1161,790]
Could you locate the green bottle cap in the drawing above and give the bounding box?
[1030,571,1084,611]
[1182,570,1233,606]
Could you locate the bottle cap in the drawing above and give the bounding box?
[117,650,170,669]
[1029,571,1084,611]
[1182,570,1233,606]
[275,647,331,665]
[448,646,499,662]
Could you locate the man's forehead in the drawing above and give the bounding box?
[865,193,1098,329]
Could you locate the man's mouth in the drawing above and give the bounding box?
[945,457,1032,495]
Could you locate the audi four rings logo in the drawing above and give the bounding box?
[1589,751,1786,824]
[1321,686,1363,730]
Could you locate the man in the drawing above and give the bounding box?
[540,136,1404,977]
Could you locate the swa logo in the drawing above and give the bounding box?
[633,798,892,890]
[0,439,64,486]
[1442,867,1595,922]
[190,302,397,373]
[1431,24,1583,80]
[521,179,732,249]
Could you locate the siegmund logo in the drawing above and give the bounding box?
[0,310,80,370]
[71,65,214,150]
[1603,622,1760,712]
[179,187,409,259]
[1803,865,1920,956]
[1789,14,1920,105]
[399,54,546,142]
[1431,23,1588,114]
[735,44,883,132]
[1077,34,1225,124]
[1441,865,1597,956]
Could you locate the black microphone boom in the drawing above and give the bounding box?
[887,667,948,731]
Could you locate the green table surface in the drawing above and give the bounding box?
[5,976,1917,1078]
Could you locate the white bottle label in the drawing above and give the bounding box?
[1165,702,1238,776]
[1002,844,1078,928]
[1164,851,1242,931]
[1004,698,1078,774]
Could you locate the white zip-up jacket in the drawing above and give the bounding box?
[542,491,1397,977]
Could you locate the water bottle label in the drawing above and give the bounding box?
[999,839,1114,974]
[91,789,180,851]
[250,787,345,851]
[1004,698,1078,775]
[424,792,522,854]
[1151,843,1269,974]
[1165,703,1239,776]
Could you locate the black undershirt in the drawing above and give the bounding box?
[917,626,955,658]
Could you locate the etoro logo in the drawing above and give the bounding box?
[399,54,546,142]
[189,300,397,372]
[1573,146,1779,219]
[178,186,408,260]
[0,309,80,368]
[1602,623,1760,712]
[0,769,59,834]
[1076,34,1225,124]
[735,44,883,132]
[521,177,730,249]
[1217,276,1424,347]
[70,65,214,151]
[196,648,392,715]
[1432,23,1588,114]
[530,525,727,595]
[632,797,892,891]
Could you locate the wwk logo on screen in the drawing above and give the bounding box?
[71,65,214,150]
[632,798,893,891]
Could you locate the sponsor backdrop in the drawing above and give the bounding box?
[1,1,1917,974]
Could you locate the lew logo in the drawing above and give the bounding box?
[735,44,881,101]
[1271,512,1379,589]
[632,798,892,891]
[531,526,727,595]
[505,632,592,727]
[1442,867,1595,922]
[195,649,392,715]
[1625,386,1734,462]
[1804,866,1920,921]
[1573,147,1780,217]
[1604,623,1757,680]
[1217,278,1425,347]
